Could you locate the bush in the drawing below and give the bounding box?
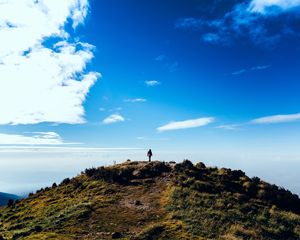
[243,181,257,197]
[61,178,70,185]
[193,180,215,193]
[252,176,261,184]
[230,170,245,180]
[86,166,131,184]
[195,162,206,169]
[134,162,171,178]
[72,179,82,189]
[174,159,194,172]
[257,189,268,200]
[85,167,97,177]
[135,224,165,240]
[34,225,43,232]
[7,199,14,207]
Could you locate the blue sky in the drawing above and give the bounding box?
[1,0,300,194]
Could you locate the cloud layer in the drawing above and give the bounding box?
[176,0,300,45]
[0,0,100,125]
[157,117,214,132]
[0,132,65,145]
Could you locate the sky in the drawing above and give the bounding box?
[1,0,300,195]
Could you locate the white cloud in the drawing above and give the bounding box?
[125,98,147,103]
[157,117,214,132]
[0,132,66,145]
[251,65,270,71]
[0,0,100,125]
[217,113,300,130]
[216,124,241,130]
[249,0,300,13]
[231,65,270,75]
[102,114,125,125]
[145,80,160,86]
[250,113,300,124]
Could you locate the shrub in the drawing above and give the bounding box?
[34,225,43,232]
[243,181,257,197]
[257,189,268,200]
[231,170,245,180]
[85,167,97,177]
[72,179,82,189]
[222,180,243,193]
[135,224,165,240]
[135,162,171,178]
[87,167,130,184]
[61,178,70,185]
[195,162,206,169]
[218,168,229,176]
[174,159,194,172]
[252,176,261,184]
[7,199,14,207]
[193,180,215,193]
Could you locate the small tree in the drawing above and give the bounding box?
[7,199,14,207]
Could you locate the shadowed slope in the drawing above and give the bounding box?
[0,193,20,207]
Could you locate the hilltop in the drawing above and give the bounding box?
[0,160,299,240]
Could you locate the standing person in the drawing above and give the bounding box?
[147,149,153,162]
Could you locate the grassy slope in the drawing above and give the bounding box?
[0,160,299,240]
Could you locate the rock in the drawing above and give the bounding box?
[134,200,142,206]
[111,232,122,239]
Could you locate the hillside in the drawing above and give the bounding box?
[0,160,299,240]
[0,193,20,207]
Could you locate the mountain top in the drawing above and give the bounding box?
[0,160,299,239]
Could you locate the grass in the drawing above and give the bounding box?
[0,160,299,239]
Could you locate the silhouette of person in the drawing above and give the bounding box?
[147,149,153,162]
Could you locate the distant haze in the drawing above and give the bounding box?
[0,148,299,196]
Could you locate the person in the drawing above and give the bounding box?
[147,149,153,162]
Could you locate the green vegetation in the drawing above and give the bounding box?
[0,160,299,239]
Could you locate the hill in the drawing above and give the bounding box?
[0,193,20,207]
[0,160,299,240]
